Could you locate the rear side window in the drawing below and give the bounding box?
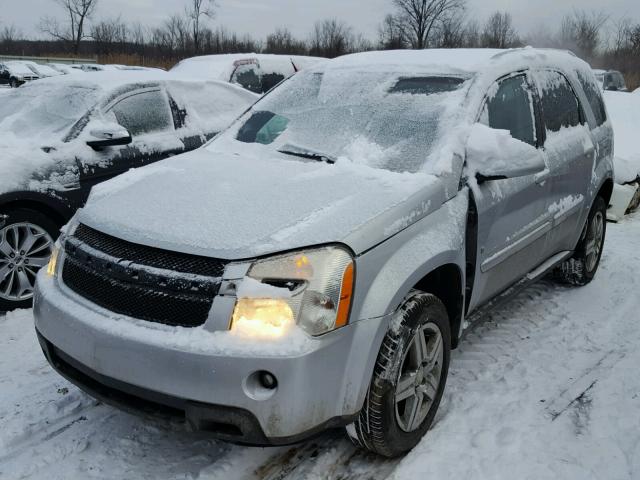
[231,64,262,94]
[577,71,607,127]
[483,74,537,147]
[261,72,286,93]
[536,71,581,132]
[110,90,173,136]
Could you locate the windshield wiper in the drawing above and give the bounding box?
[277,143,336,164]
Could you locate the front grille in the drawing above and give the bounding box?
[62,224,227,327]
[73,224,226,277]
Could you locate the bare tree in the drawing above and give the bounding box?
[481,11,519,48]
[265,27,307,55]
[559,10,609,60]
[391,0,466,49]
[91,17,128,53]
[309,18,354,58]
[378,14,407,49]
[40,0,98,54]
[435,13,466,47]
[185,0,215,53]
[1,24,21,44]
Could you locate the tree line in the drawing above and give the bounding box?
[0,0,638,88]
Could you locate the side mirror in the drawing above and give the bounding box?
[466,123,545,183]
[86,123,132,150]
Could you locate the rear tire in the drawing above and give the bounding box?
[0,208,59,311]
[347,292,451,457]
[553,196,606,286]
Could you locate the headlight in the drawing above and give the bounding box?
[231,246,355,337]
[46,216,79,278]
[46,244,60,277]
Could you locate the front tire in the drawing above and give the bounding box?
[554,196,607,286]
[348,292,451,457]
[9,78,19,88]
[0,208,59,311]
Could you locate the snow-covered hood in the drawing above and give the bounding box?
[79,147,445,259]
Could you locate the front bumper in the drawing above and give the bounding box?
[34,272,386,444]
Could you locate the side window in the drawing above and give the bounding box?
[231,64,262,94]
[482,74,537,147]
[536,71,582,132]
[260,72,286,93]
[109,90,173,136]
[577,71,607,127]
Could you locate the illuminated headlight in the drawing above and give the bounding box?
[47,216,80,278]
[231,246,355,337]
[46,244,60,277]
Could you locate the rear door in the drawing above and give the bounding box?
[532,70,594,254]
[469,73,553,309]
[78,87,186,194]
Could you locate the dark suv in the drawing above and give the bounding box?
[0,72,257,310]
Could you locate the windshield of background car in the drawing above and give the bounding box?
[0,84,99,141]
[233,69,470,173]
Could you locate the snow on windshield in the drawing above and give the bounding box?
[0,83,100,141]
[231,69,470,174]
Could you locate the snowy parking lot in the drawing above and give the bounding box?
[2,210,639,479]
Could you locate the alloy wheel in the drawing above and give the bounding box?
[394,322,444,433]
[585,211,604,273]
[0,223,54,302]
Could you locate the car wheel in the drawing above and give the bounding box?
[9,78,19,88]
[553,196,607,286]
[0,208,59,311]
[347,292,451,458]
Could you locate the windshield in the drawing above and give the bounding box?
[232,69,469,173]
[0,84,100,141]
[6,62,35,76]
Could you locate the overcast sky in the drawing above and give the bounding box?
[2,0,640,41]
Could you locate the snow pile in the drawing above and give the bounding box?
[465,122,544,178]
[603,91,640,184]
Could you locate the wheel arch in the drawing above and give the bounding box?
[0,192,73,229]
[597,177,614,206]
[410,263,464,349]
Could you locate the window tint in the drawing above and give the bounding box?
[110,90,173,136]
[484,75,536,147]
[231,64,262,94]
[537,71,581,132]
[577,71,607,127]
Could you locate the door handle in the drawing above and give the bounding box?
[535,169,551,185]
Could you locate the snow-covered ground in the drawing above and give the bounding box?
[1,211,639,479]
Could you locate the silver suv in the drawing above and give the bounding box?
[34,48,614,457]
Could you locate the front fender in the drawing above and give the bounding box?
[351,190,468,322]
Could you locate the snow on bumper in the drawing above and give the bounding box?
[33,271,384,442]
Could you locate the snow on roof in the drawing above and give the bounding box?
[29,69,172,90]
[170,53,326,81]
[322,47,589,77]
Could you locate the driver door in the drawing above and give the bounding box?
[468,73,553,310]
[78,87,185,195]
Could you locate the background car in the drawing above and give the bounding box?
[603,89,640,219]
[18,61,66,78]
[47,63,86,75]
[0,61,39,87]
[0,71,258,310]
[170,53,327,94]
[593,69,628,91]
